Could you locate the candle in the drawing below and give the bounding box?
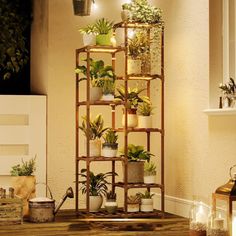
[233,217,236,236]
[196,204,206,223]
[213,217,224,229]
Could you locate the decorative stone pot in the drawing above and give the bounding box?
[123,161,144,183]
[104,200,118,214]
[121,10,130,22]
[122,108,138,128]
[89,195,103,212]
[82,34,96,46]
[140,198,153,212]
[85,139,101,157]
[127,203,139,213]
[144,171,156,184]
[11,176,36,217]
[138,115,152,128]
[128,59,141,75]
[90,87,102,102]
[96,32,112,46]
[101,94,114,101]
[102,143,118,157]
[73,0,92,16]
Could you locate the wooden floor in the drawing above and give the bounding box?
[0,210,189,236]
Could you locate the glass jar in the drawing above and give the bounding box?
[207,207,228,236]
[190,201,208,236]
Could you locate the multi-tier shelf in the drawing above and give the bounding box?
[75,22,165,218]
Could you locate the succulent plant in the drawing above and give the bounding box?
[94,18,114,35]
[138,190,155,199]
[103,129,118,144]
[137,101,154,116]
[144,161,156,175]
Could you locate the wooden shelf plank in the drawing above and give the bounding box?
[77,101,123,106]
[114,21,164,29]
[116,75,163,81]
[77,156,124,162]
[76,45,125,54]
[114,182,163,189]
[115,127,163,133]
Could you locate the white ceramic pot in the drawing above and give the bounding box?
[122,109,138,128]
[101,94,114,101]
[140,198,153,212]
[89,195,103,212]
[144,175,156,184]
[85,139,101,157]
[127,203,139,213]
[121,10,130,22]
[90,87,102,102]
[138,116,152,128]
[102,145,118,158]
[83,34,96,46]
[128,59,141,75]
[104,201,118,214]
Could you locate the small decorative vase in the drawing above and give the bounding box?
[127,59,141,75]
[229,94,236,108]
[102,143,118,157]
[138,116,152,128]
[104,200,118,214]
[140,198,154,212]
[82,34,96,46]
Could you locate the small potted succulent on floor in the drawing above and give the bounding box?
[144,161,157,184]
[115,85,149,128]
[79,169,116,212]
[138,190,155,212]
[94,18,114,46]
[79,24,97,46]
[137,100,154,128]
[79,114,108,157]
[10,156,36,216]
[104,190,118,214]
[76,58,115,101]
[219,78,236,108]
[121,144,154,183]
[102,129,118,157]
[101,78,115,101]
[127,194,141,212]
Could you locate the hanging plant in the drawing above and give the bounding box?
[73,0,95,16]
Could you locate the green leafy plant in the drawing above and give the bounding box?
[106,190,117,200]
[219,78,236,95]
[75,58,115,87]
[94,18,114,35]
[79,169,117,196]
[128,31,149,59]
[102,78,115,95]
[122,0,163,24]
[115,85,149,109]
[103,129,118,144]
[137,101,154,116]
[79,114,108,140]
[127,194,141,204]
[138,190,155,199]
[120,144,154,162]
[79,24,97,34]
[144,161,156,175]
[10,156,36,176]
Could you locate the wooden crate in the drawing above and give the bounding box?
[0,198,23,225]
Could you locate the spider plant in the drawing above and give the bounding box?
[94,18,114,35]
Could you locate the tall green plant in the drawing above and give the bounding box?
[94,18,113,35]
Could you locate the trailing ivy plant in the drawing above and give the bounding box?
[0,0,32,80]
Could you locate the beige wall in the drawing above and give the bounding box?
[31,0,236,212]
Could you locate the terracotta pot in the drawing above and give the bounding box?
[138,115,152,128]
[140,198,153,212]
[122,109,138,128]
[89,195,103,212]
[128,59,141,75]
[90,87,102,101]
[11,176,36,217]
[123,161,144,183]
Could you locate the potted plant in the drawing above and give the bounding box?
[138,190,155,212]
[94,18,114,46]
[79,24,97,46]
[79,169,116,212]
[219,78,236,108]
[73,0,94,16]
[137,100,154,128]
[144,161,156,184]
[128,30,150,74]
[120,144,154,183]
[10,157,36,216]
[79,114,108,157]
[102,129,118,157]
[76,58,115,101]
[127,194,141,212]
[104,190,118,214]
[121,3,131,22]
[115,85,149,128]
[101,78,115,101]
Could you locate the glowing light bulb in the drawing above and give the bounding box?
[92,2,98,11]
[128,29,135,38]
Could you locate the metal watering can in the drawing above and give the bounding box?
[29,184,74,223]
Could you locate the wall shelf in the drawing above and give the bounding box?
[203,108,236,116]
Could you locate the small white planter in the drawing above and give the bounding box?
[144,175,156,184]
[140,198,153,212]
[90,87,102,102]
[89,195,103,212]
[101,94,114,101]
[82,34,96,46]
[121,10,130,22]
[138,116,152,128]
[104,201,118,214]
[127,203,139,213]
[84,139,101,157]
[122,109,138,128]
[128,59,141,75]
[102,147,118,157]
